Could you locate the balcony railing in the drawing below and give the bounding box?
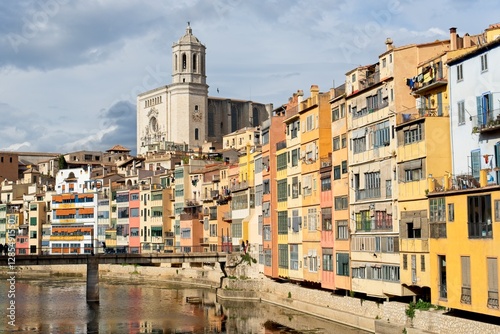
[355,188,380,201]
[230,181,248,192]
[276,140,287,151]
[428,173,481,194]
[471,108,500,133]
[488,291,499,309]
[460,287,471,305]
[397,105,448,125]
[352,100,389,120]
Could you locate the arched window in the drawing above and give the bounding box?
[193,53,197,72]
[182,54,187,70]
[195,128,199,140]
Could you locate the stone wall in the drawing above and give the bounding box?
[222,277,500,334]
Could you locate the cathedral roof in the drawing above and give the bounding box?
[178,22,202,45]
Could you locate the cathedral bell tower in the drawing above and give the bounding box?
[169,22,209,150]
[172,22,207,85]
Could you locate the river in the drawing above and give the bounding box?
[0,275,370,333]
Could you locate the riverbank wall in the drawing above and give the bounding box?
[6,263,500,334]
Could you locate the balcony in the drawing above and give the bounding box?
[471,108,500,134]
[352,100,389,120]
[355,188,381,201]
[276,140,287,151]
[212,175,220,183]
[428,173,481,194]
[488,291,499,309]
[211,190,219,199]
[460,287,471,305]
[222,211,232,222]
[397,105,448,126]
[411,78,447,96]
[230,181,248,192]
[185,199,200,207]
[358,70,380,91]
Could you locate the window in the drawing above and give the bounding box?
[467,194,492,238]
[321,177,331,191]
[278,244,288,268]
[458,101,465,125]
[278,211,288,235]
[264,249,272,267]
[481,53,488,72]
[352,73,356,82]
[374,211,392,230]
[323,248,333,271]
[291,148,299,167]
[430,198,446,222]
[352,266,365,279]
[306,114,315,131]
[333,166,341,180]
[308,250,318,272]
[336,253,349,276]
[332,108,340,121]
[292,177,300,198]
[373,121,390,147]
[291,210,301,232]
[277,153,287,171]
[263,225,271,241]
[448,203,454,222]
[308,208,317,231]
[322,207,332,231]
[340,104,345,118]
[194,128,199,140]
[487,257,499,309]
[336,220,348,240]
[457,64,463,81]
[421,255,425,272]
[461,256,471,305]
[496,200,500,222]
[277,179,287,202]
[341,134,347,148]
[382,58,386,68]
[355,211,371,231]
[341,160,348,174]
[404,123,422,144]
[403,254,408,270]
[290,244,299,270]
[471,149,481,180]
[353,137,366,154]
[333,136,340,151]
[334,196,348,210]
[382,265,400,282]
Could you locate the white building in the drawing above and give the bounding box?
[448,32,500,185]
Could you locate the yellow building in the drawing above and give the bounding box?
[299,85,331,283]
[396,51,453,299]
[428,182,500,317]
[284,92,304,281]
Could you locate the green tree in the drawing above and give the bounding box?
[58,155,68,169]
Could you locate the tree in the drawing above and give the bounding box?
[58,155,68,170]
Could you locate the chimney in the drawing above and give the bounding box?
[310,85,319,99]
[385,38,394,50]
[450,27,457,51]
[297,90,304,104]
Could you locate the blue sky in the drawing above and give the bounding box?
[0,0,498,155]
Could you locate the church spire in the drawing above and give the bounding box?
[186,21,192,35]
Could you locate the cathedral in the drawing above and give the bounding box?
[136,23,272,156]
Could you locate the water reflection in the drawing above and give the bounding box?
[0,276,369,333]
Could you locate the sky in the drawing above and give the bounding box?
[0,0,499,156]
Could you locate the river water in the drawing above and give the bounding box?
[0,275,369,334]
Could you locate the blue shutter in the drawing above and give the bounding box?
[476,96,483,126]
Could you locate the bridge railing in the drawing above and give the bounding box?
[2,245,237,256]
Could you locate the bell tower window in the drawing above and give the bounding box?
[193,53,197,71]
[182,54,187,70]
[175,55,178,71]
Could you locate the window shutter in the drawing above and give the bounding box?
[476,96,482,117]
[461,256,471,288]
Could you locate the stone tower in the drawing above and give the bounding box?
[137,23,208,155]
